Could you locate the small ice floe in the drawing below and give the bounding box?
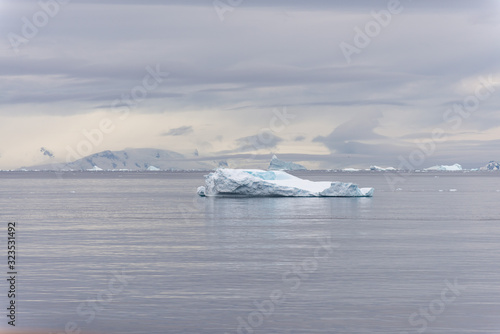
[86,165,103,171]
[197,186,206,197]
[342,168,361,172]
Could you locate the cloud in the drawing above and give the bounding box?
[313,110,385,153]
[40,147,54,158]
[229,132,283,153]
[1,1,500,168]
[162,126,193,136]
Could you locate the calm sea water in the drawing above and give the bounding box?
[1,171,499,333]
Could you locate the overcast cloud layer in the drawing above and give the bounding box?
[1,0,499,169]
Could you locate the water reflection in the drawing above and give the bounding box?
[203,196,373,222]
[201,196,373,243]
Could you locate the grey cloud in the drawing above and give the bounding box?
[2,2,499,119]
[314,111,385,153]
[64,0,499,12]
[2,1,500,168]
[162,126,193,136]
[226,132,283,153]
[294,135,306,142]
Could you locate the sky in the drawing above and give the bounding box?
[1,0,500,170]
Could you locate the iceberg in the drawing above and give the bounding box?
[425,163,462,171]
[197,169,374,197]
[268,155,306,171]
[86,165,103,171]
[370,165,396,171]
[480,161,500,170]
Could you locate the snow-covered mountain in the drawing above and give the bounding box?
[480,161,500,170]
[268,155,306,171]
[23,148,212,171]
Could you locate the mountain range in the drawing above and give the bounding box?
[16,148,500,172]
[23,148,213,171]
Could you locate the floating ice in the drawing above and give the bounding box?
[369,165,396,171]
[268,155,306,171]
[197,169,374,197]
[342,168,361,172]
[425,163,462,171]
[197,187,204,196]
[480,161,500,170]
[86,165,103,171]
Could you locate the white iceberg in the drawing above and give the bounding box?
[342,168,361,172]
[268,155,306,171]
[370,165,397,171]
[86,165,103,171]
[425,163,462,171]
[480,161,500,170]
[197,169,373,197]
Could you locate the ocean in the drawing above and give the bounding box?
[1,171,499,333]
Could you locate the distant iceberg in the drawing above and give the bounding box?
[370,165,396,171]
[425,163,462,171]
[197,169,373,197]
[86,165,103,171]
[342,168,361,172]
[268,155,306,171]
[480,161,500,170]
